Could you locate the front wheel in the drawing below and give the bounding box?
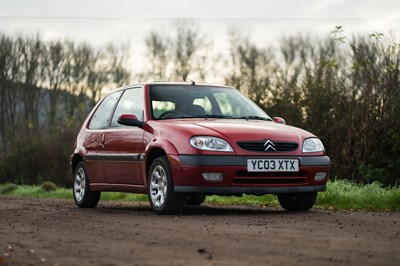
[148,156,185,214]
[73,162,101,208]
[277,192,317,211]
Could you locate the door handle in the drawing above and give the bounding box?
[101,133,106,148]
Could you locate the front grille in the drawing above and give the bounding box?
[234,178,307,185]
[235,170,307,178]
[237,140,298,152]
[233,170,307,185]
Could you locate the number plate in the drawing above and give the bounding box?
[247,159,299,172]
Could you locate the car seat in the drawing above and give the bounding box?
[187,104,206,116]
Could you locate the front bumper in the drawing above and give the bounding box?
[175,185,326,194]
[169,155,331,196]
[178,155,331,167]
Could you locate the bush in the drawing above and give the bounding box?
[0,183,18,194]
[0,138,41,185]
[0,130,76,187]
[358,163,388,184]
[41,181,58,192]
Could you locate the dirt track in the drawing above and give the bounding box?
[0,196,399,266]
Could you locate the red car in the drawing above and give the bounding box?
[71,82,330,214]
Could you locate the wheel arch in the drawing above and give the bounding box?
[144,138,179,179]
[71,154,84,174]
[145,148,167,177]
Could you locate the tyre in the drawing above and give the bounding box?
[185,194,206,206]
[277,192,318,211]
[148,156,185,214]
[73,162,101,208]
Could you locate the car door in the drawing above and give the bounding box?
[101,87,146,185]
[84,90,123,183]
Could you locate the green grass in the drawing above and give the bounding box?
[0,183,148,202]
[316,180,400,211]
[207,180,400,211]
[0,180,399,211]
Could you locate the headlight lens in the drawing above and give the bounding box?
[303,138,325,153]
[190,136,234,152]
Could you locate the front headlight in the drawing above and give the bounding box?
[303,138,325,153]
[190,136,234,152]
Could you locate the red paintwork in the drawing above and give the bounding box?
[101,128,145,185]
[72,82,330,194]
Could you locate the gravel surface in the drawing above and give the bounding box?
[0,196,399,265]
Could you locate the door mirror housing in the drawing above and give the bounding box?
[273,117,286,125]
[117,114,144,128]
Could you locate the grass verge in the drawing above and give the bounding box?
[0,180,399,211]
[0,183,148,202]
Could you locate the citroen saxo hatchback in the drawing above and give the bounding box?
[71,82,331,214]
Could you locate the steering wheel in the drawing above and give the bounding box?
[158,110,183,119]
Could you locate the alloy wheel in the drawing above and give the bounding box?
[74,167,86,202]
[150,165,168,208]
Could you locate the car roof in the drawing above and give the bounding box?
[107,81,233,94]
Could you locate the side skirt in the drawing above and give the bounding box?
[90,183,147,194]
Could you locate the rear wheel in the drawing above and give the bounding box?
[185,194,206,206]
[277,192,317,211]
[148,156,185,214]
[73,162,101,208]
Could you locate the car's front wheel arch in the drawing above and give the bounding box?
[146,148,167,179]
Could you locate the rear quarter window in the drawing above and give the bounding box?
[88,91,122,130]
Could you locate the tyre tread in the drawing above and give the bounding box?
[278,192,317,211]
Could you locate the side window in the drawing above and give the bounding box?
[88,91,122,130]
[111,87,145,127]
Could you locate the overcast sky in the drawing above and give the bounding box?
[1,0,399,75]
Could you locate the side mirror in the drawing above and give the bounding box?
[117,114,144,128]
[273,117,286,125]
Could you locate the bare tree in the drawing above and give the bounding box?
[172,21,203,81]
[145,32,169,80]
[16,33,45,133]
[0,34,20,154]
[345,34,400,183]
[143,21,211,82]
[86,50,109,106]
[62,42,95,124]
[224,30,274,108]
[43,40,69,128]
[105,42,131,86]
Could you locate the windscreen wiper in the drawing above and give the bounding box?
[236,115,273,121]
[162,114,233,120]
[183,114,234,119]
[204,114,233,119]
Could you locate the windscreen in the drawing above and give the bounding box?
[150,85,271,120]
